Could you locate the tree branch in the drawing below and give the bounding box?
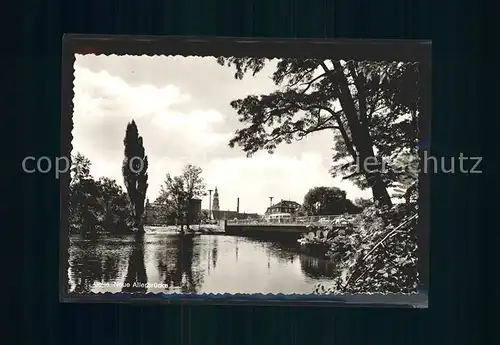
[362,213,418,262]
[263,123,339,147]
[297,72,329,94]
[367,86,382,119]
[342,171,363,180]
[343,213,418,288]
[328,61,365,150]
[284,66,318,88]
[347,61,369,124]
[320,107,357,160]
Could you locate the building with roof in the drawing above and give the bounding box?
[144,198,202,225]
[187,198,202,223]
[265,199,302,217]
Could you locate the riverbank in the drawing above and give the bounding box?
[145,224,225,235]
[195,224,225,234]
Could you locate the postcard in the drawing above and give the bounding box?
[60,35,430,307]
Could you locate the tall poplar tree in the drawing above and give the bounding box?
[122,120,148,233]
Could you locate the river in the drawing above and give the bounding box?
[67,226,339,295]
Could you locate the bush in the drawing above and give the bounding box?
[313,205,419,294]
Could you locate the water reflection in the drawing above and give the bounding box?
[206,236,219,274]
[68,230,341,295]
[262,240,337,279]
[212,237,218,270]
[122,236,148,293]
[69,237,126,294]
[300,255,338,279]
[155,234,204,293]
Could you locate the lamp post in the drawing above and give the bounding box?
[208,189,213,220]
[268,197,274,218]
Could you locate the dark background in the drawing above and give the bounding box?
[12,0,483,344]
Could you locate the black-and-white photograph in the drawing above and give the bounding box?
[62,38,429,305]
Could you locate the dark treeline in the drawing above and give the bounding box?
[298,186,362,216]
[69,120,207,236]
[69,120,149,235]
[69,152,132,235]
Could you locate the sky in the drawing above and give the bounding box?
[72,54,372,215]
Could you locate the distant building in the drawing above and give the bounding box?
[212,187,220,211]
[209,187,260,221]
[265,199,301,217]
[144,198,202,225]
[212,210,260,221]
[187,198,202,223]
[144,200,174,225]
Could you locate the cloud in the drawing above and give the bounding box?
[72,60,233,198]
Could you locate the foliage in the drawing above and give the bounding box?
[302,186,360,215]
[294,205,308,216]
[298,229,335,246]
[354,197,374,209]
[298,229,335,255]
[295,163,421,294]
[313,179,419,294]
[157,164,207,232]
[298,212,354,249]
[388,150,419,207]
[70,152,91,185]
[69,152,133,235]
[122,120,149,232]
[96,177,133,233]
[145,196,175,225]
[69,153,101,234]
[200,210,210,223]
[159,175,187,226]
[181,164,207,203]
[217,58,420,208]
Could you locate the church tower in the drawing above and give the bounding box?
[212,187,220,211]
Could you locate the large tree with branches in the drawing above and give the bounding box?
[157,164,206,234]
[217,58,420,208]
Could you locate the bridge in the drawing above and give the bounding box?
[225,215,351,235]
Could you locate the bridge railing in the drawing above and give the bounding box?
[226,214,349,226]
